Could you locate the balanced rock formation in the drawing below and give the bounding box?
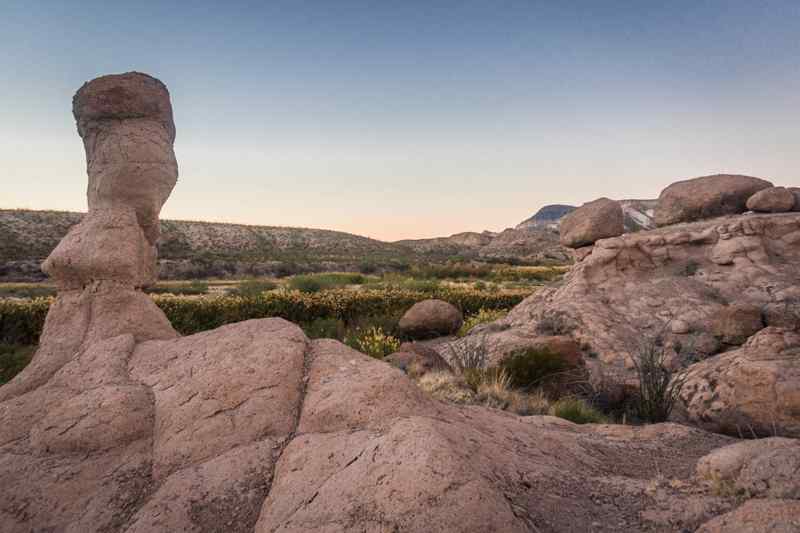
[559,197,624,248]
[746,186,796,213]
[4,73,799,533]
[398,298,464,339]
[654,174,772,226]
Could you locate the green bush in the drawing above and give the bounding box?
[500,348,570,390]
[0,285,57,299]
[550,397,607,424]
[0,298,50,345]
[0,287,525,344]
[0,344,36,385]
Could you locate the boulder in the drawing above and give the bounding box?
[387,342,452,377]
[675,328,800,438]
[711,303,764,345]
[559,197,624,248]
[746,186,796,213]
[696,499,800,533]
[398,299,463,339]
[655,174,773,226]
[696,437,800,499]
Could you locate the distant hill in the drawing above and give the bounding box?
[516,200,658,233]
[0,209,571,281]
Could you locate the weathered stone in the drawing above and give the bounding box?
[655,174,773,226]
[746,186,796,213]
[398,299,464,339]
[711,303,764,345]
[696,499,800,533]
[697,437,800,499]
[388,342,452,377]
[675,328,800,438]
[559,197,624,248]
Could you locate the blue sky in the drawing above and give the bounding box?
[2,1,798,240]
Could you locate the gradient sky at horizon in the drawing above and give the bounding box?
[2,1,798,241]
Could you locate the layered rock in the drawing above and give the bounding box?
[654,174,772,226]
[450,211,800,436]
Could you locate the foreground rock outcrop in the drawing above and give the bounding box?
[453,197,800,437]
[2,73,798,533]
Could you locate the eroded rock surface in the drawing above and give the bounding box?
[2,72,798,533]
[450,211,800,436]
[398,298,464,339]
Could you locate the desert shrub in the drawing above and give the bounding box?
[228,279,277,297]
[0,298,50,345]
[632,336,687,423]
[146,280,209,296]
[499,347,570,390]
[458,308,508,337]
[0,287,526,344]
[0,285,57,299]
[536,311,575,335]
[446,338,488,372]
[550,397,607,424]
[416,371,476,404]
[345,326,400,359]
[397,279,440,293]
[0,344,36,385]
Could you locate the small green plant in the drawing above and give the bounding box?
[632,335,688,423]
[458,308,508,337]
[500,347,570,390]
[550,397,607,424]
[346,326,400,359]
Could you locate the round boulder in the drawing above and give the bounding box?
[746,186,796,213]
[654,174,773,227]
[398,299,463,339]
[559,197,624,248]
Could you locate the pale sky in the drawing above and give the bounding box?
[2,1,798,240]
